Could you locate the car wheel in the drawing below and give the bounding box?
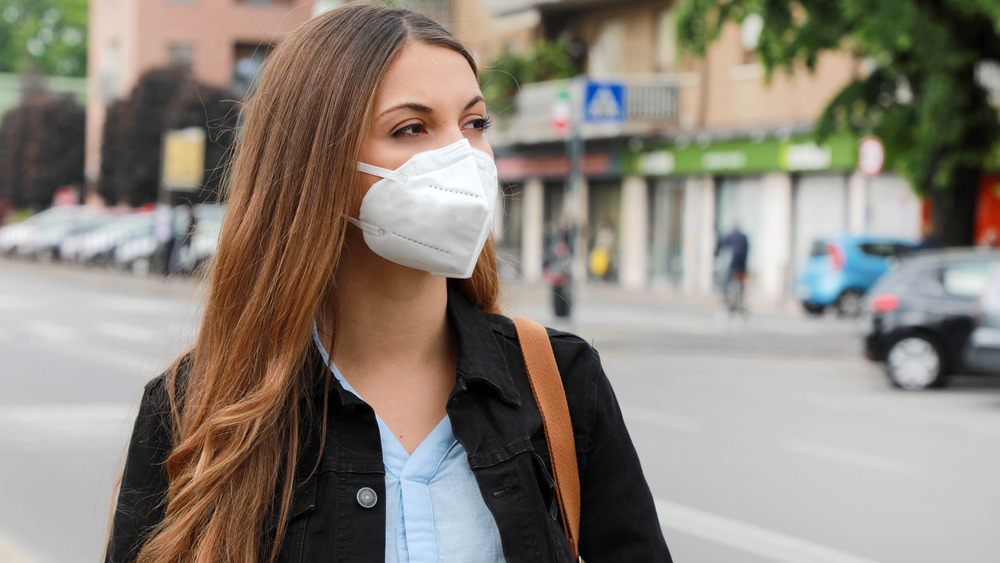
[802,303,825,316]
[886,335,949,390]
[835,290,864,317]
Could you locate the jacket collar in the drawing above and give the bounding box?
[447,281,520,406]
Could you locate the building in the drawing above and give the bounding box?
[85,0,317,190]
[466,0,922,302]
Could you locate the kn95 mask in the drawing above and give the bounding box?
[348,138,498,279]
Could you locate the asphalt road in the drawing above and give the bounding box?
[1,260,999,563]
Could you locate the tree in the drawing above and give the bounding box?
[0,0,88,77]
[481,39,583,118]
[120,67,186,206]
[97,97,132,205]
[0,93,84,209]
[676,0,1000,246]
[22,93,84,208]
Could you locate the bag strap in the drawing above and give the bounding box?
[513,316,582,561]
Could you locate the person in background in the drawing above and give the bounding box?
[104,4,670,562]
[716,220,750,307]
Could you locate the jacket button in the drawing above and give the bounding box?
[356,487,377,509]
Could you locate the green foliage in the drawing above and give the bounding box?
[0,0,88,77]
[481,39,582,117]
[676,0,1000,245]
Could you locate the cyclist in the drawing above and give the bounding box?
[716,222,749,314]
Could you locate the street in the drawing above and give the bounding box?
[2,261,999,563]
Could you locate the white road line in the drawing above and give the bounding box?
[654,497,885,563]
[624,405,701,432]
[95,321,157,343]
[782,439,914,474]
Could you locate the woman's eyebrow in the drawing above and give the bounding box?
[377,96,485,119]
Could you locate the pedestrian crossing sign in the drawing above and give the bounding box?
[583,81,626,123]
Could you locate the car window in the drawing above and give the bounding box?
[858,243,896,257]
[907,267,945,296]
[893,244,915,256]
[942,260,999,297]
[809,241,828,257]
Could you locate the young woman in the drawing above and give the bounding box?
[105,3,670,562]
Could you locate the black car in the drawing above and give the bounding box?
[863,248,1000,390]
[963,268,1000,374]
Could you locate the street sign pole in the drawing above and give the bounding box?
[567,77,584,311]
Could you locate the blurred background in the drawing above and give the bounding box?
[1,0,1000,562]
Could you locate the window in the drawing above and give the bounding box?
[809,241,828,257]
[655,9,676,72]
[168,43,194,71]
[739,13,763,65]
[232,42,273,96]
[859,242,896,258]
[943,260,999,298]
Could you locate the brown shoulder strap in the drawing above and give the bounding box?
[513,316,582,561]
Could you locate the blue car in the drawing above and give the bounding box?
[795,234,916,317]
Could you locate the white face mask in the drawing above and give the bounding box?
[349,138,498,279]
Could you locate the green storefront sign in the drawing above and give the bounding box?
[623,134,858,176]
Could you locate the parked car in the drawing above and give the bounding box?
[60,211,155,265]
[863,248,1000,390]
[0,206,100,257]
[795,234,916,317]
[115,203,225,276]
[962,268,1000,375]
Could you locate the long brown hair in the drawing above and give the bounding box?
[135,4,501,562]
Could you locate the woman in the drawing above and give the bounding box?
[105,3,670,562]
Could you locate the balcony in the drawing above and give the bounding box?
[491,75,680,145]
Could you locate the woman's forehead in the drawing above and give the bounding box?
[372,42,480,113]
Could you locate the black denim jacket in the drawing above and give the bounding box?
[106,285,671,562]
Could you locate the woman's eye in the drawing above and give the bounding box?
[464,116,494,132]
[392,123,426,137]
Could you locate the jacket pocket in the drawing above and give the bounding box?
[268,478,318,563]
[531,451,576,562]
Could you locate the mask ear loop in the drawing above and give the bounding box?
[346,216,384,236]
[357,162,407,185]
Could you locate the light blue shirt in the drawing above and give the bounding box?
[313,325,505,562]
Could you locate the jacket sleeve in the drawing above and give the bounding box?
[575,348,672,562]
[105,375,173,563]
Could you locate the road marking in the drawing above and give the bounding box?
[782,439,913,474]
[95,321,157,343]
[654,497,885,563]
[23,320,78,343]
[624,405,701,432]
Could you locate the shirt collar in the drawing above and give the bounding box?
[446,281,520,407]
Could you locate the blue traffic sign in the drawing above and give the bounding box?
[583,81,626,123]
